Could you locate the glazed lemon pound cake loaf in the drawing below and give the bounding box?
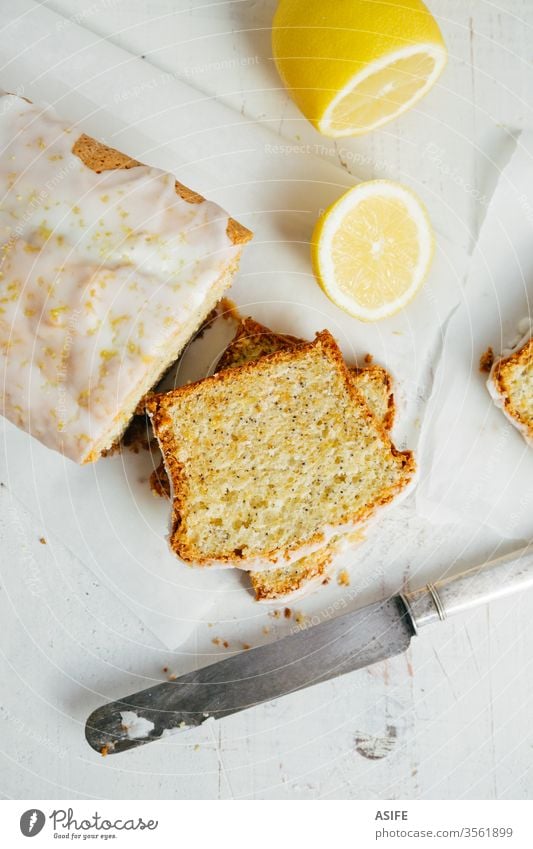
[146,330,415,570]
[487,333,533,445]
[0,94,251,463]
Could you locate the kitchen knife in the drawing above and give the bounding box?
[86,544,533,754]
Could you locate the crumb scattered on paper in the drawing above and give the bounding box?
[218,297,242,322]
[337,569,350,586]
[479,346,494,373]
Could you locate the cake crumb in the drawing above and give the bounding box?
[284,607,292,619]
[218,296,242,322]
[222,640,230,649]
[294,611,306,625]
[364,353,373,364]
[322,577,331,585]
[100,745,109,757]
[162,666,168,673]
[167,672,177,681]
[211,637,221,646]
[242,643,251,651]
[270,610,281,619]
[479,346,494,373]
[262,626,271,635]
[39,536,46,545]
[337,569,350,587]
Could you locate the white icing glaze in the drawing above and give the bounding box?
[0,95,240,462]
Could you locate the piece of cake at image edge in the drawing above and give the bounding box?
[0,93,252,463]
[487,331,533,445]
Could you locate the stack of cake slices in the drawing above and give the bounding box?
[146,318,416,602]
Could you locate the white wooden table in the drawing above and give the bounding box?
[1,0,533,800]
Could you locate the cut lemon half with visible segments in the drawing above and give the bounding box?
[273,0,447,138]
[321,44,446,137]
[311,181,434,322]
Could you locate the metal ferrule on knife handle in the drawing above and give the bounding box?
[400,544,533,632]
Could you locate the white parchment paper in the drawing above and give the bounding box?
[0,1,468,647]
[417,133,533,540]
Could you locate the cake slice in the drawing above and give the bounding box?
[146,329,414,569]
[248,530,371,602]
[220,318,395,428]
[487,333,533,445]
[216,317,301,369]
[150,317,395,497]
[0,95,251,463]
[249,543,338,602]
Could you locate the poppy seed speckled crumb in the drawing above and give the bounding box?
[146,329,415,571]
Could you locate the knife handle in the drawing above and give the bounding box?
[400,544,533,632]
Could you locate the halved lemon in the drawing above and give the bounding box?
[311,180,434,321]
[273,0,447,137]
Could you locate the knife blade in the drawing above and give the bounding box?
[86,596,413,754]
[86,544,533,754]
